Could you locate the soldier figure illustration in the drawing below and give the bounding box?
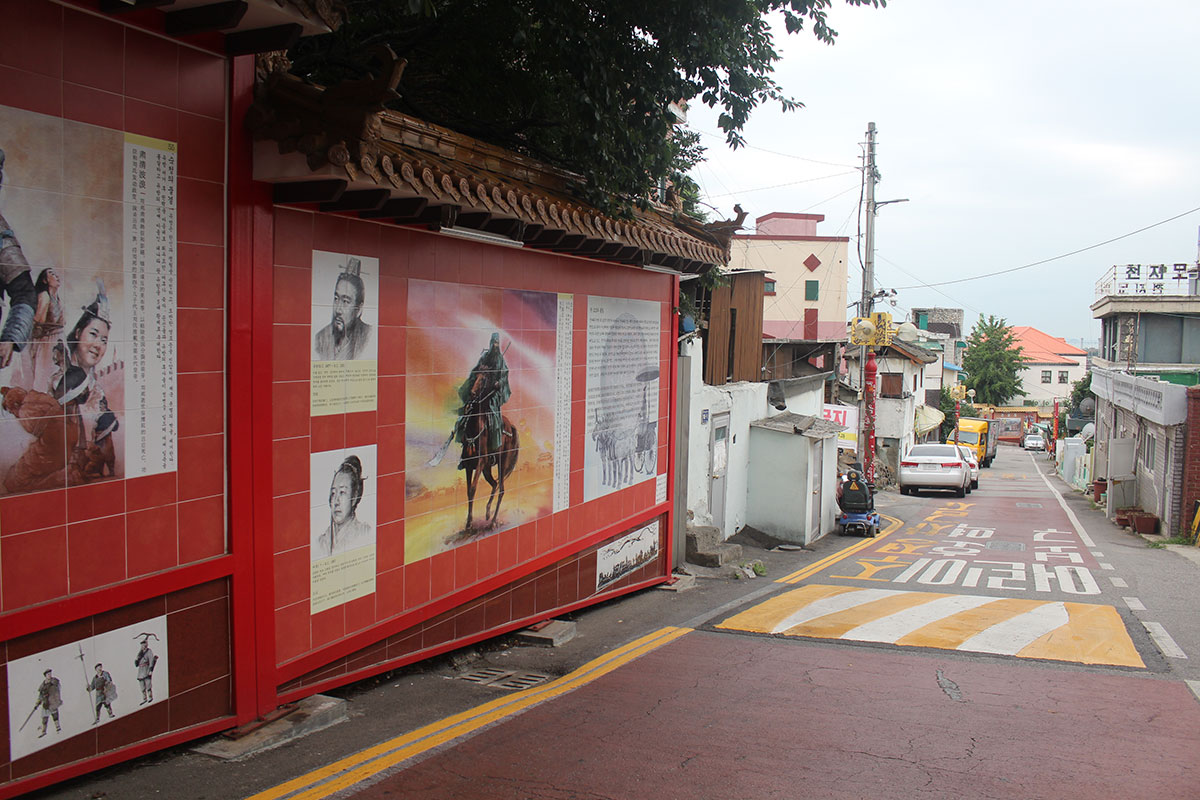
[34,668,62,738]
[314,256,373,361]
[315,455,373,559]
[87,663,118,723]
[454,332,511,465]
[135,638,159,705]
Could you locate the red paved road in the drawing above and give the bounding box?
[351,630,1200,800]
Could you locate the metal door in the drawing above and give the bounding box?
[709,413,730,532]
[808,438,824,539]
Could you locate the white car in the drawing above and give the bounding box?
[956,444,980,490]
[1024,433,1045,451]
[899,444,972,497]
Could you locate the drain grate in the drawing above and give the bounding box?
[459,668,513,684]
[986,540,1025,551]
[1015,503,1043,508]
[490,672,551,691]
[458,669,551,690]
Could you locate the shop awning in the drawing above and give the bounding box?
[914,404,946,436]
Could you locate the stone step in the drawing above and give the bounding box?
[685,525,742,567]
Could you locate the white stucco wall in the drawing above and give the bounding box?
[683,339,770,540]
[1017,361,1086,405]
[682,338,835,542]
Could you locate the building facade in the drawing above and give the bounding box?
[0,5,735,794]
[1010,326,1088,405]
[1091,265,1200,536]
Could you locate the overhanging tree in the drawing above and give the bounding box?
[962,315,1026,405]
[1069,371,1094,410]
[288,0,885,213]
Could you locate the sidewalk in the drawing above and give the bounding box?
[26,525,851,800]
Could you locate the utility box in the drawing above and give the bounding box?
[747,413,844,545]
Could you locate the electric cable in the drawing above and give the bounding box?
[892,205,1200,290]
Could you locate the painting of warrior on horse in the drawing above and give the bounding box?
[403,281,560,564]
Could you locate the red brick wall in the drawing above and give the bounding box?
[1181,386,1200,536]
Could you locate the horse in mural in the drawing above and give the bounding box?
[460,370,519,532]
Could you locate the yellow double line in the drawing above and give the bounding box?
[775,514,903,584]
[246,626,691,800]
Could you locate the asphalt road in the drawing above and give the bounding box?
[29,444,1200,799]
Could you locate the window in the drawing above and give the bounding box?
[880,373,903,398]
[1041,370,1052,383]
[805,280,819,301]
[1140,430,1157,470]
[1058,371,1069,383]
[764,280,776,295]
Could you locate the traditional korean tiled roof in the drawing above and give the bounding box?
[246,52,736,273]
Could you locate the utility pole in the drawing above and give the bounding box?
[861,122,879,318]
[858,122,879,482]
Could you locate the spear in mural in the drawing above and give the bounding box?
[77,642,95,721]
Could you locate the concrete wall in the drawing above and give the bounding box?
[683,338,770,539]
[682,338,832,542]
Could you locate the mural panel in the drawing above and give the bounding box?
[0,107,177,498]
[584,296,660,501]
[310,444,378,613]
[310,250,379,416]
[404,280,564,564]
[6,614,169,762]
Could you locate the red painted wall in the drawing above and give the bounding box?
[0,4,233,795]
[269,208,674,689]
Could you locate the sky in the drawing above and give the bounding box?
[685,0,1200,345]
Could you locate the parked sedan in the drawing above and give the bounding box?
[899,444,971,497]
[1023,433,1045,451]
[956,444,980,490]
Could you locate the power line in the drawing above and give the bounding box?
[694,129,859,169]
[704,170,860,199]
[892,205,1200,290]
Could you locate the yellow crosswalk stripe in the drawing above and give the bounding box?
[1018,603,1142,667]
[897,598,1043,649]
[718,584,1144,668]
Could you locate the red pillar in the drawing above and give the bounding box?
[864,351,877,483]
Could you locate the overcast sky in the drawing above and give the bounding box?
[686,0,1199,345]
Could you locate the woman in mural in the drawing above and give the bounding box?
[26,268,65,392]
[64,282,117,485]
[315,455,373,558]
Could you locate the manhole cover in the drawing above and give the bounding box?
[1015,503,1043,508]
[460,668,513,684]
[458,669,550,690]
[986,540,1026,551]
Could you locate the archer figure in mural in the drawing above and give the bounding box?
[315,455,373,559]
[314,256,373,361]
[454,333,518,531]
[135,635,159,705]
[0,149,37,372]
[87,663,117,723]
